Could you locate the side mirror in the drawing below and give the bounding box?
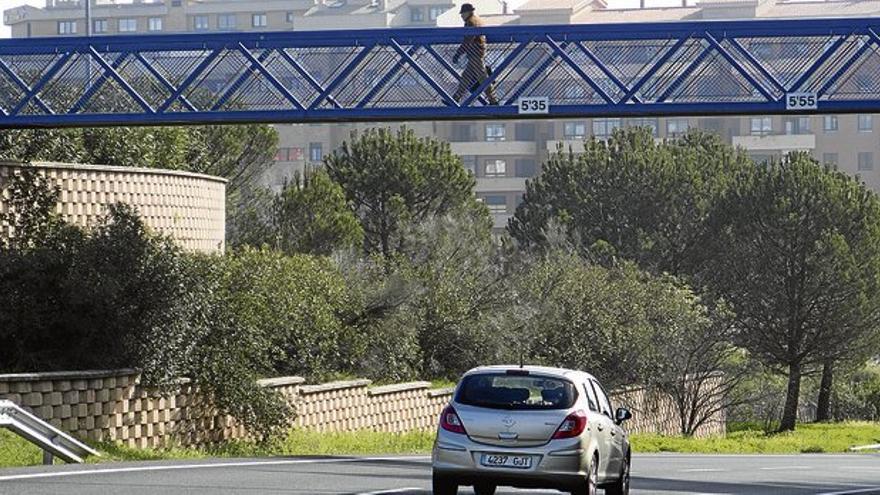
[615,407,632,425]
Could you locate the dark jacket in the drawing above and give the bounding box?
[455,14,487,60]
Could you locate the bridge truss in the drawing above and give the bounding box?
[3,17,880,127]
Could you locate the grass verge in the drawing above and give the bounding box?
[3,422,878,469]
[631,421,880,454]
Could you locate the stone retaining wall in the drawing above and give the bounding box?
[0,370,724,448]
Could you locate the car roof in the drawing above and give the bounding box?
[461,365,598,383]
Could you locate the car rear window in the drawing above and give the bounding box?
[455,373,577,410]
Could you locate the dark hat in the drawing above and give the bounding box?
[459,3,475,13]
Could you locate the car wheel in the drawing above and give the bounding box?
[605,454,630,495]
[570,454,599,495]
[432,472,458,495]
[473,482,496,495]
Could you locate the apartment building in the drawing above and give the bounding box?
[7,0,880,229]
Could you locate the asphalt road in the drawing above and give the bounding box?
[0,454,879,495]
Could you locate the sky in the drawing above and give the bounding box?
[1,0,42,38]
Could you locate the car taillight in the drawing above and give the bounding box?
[439,405,467,435]
[552,410,588,439]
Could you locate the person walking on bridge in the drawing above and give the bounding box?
[452,3,499,105]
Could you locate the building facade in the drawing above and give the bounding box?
[7,0,880,229]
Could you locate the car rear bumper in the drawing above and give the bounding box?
[432,430,588,490]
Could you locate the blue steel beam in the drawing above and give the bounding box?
[4,17,880,127]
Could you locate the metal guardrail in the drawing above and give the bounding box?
[0,400,99,464]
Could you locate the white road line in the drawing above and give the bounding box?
[815,487,880,495]
[0,455,431,482]
[356,488,422,495]
[680,468,728,473]
[759,466,810,470]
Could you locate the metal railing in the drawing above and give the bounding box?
[0,400,99,464]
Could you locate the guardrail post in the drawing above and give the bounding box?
[42,450,53,465]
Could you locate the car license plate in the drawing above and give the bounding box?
[480,454,532,469]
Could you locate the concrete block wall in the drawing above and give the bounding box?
[0,370,725,448]
[0,161,226,253]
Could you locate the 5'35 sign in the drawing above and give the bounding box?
[517,97,549,114]
[785,93,818,110]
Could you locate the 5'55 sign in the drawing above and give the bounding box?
[786,93,818,110]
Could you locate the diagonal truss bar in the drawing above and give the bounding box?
[211,49,274,111]
[657,42,713,103]
[704,33,774,101]
[422,45,490,106]
[11,51,73,116]
[70,51,128,114]
[505,42,564,105]
[574,42,631,101]
[461,40,528,107]
[237,45,305,110]
[86,46,153,113]
[726,37,786,94]
[0,57,53,114]
[545,35,613,104]
[356,45,418,108]
[133,52,197,112]
[817,34,879,98]
[619,37,689,104]
[157,48,221,113]
[389,40,457,107]
[275,49,340,109]
[308,44,374,110]
[788,35,850,93]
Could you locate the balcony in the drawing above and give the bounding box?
[732,134,816,152]
[475,177,527,193]
[451,141,536,156]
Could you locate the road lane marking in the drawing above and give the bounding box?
[0,455,431,482]
[356,488,422,495]
[759,466,810,470]
[680,468,728,473]
[815,487,880,495]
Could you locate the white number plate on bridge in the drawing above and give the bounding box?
[785,92,817,110]
[517,97,549,114]
[480,454,533,469]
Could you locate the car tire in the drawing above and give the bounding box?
[605,454,630,495]
[473,482,496,495]
[570,454,599,495]
[432,472,458,495]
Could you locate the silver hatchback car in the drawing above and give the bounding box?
[432,365,632,495]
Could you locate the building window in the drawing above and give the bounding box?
[461,155,476,174]
[118,18,137,32]
[859,152,874,171]
[193,15,209,30]
[824,115,839,132]
[252,13,268,27]
[411,7,424,22]
[823,153,839,166]
[592,118,621,138]
[309,143,323,162]
[148,17,163,32]
[564,121,586,139]
[515,159,537,178]
[93,19,107,33]
[482,195,508,214]
[859,115,873,132]
[429,6,445,20]
[485,123,506,142]
[218,14,236,30]
[750,117,772,136]
[666,118,689,137]
[629,118,659,136]
[784,117,810,135]
[452,123,474,142]
[286,12,294,23]
[484,159,507,178]
[171,0,182,5]
[58,20,76,35]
